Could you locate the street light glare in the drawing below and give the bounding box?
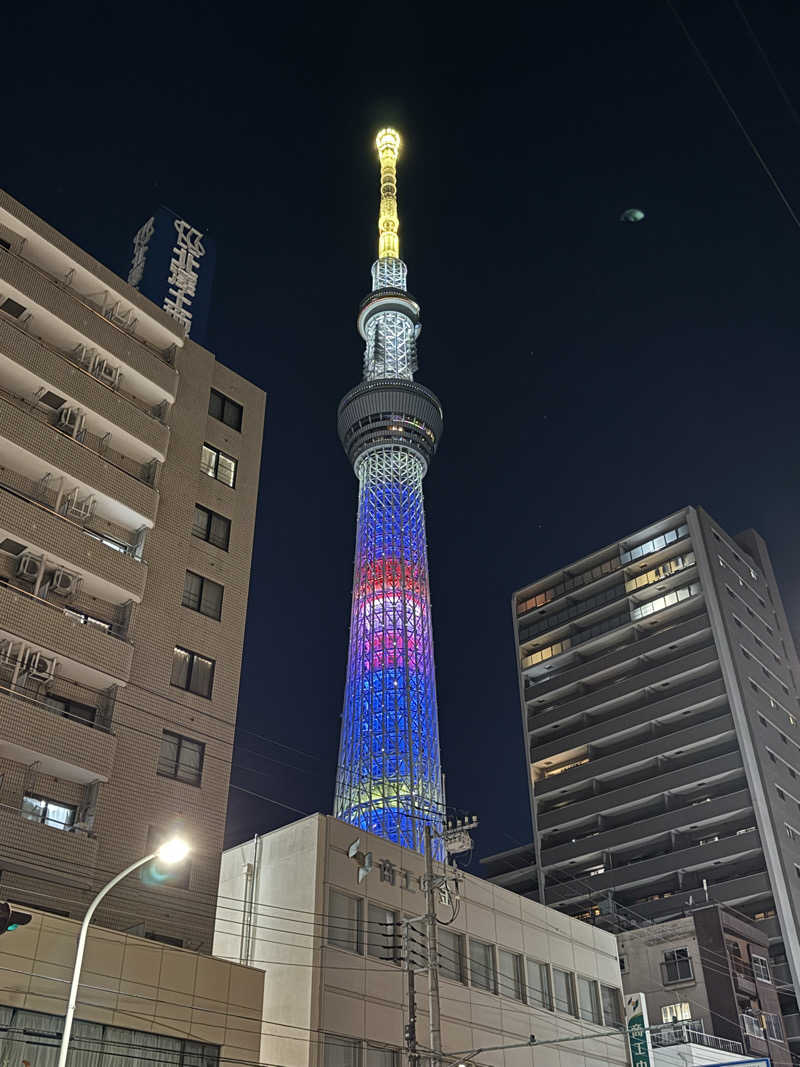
[156,838,190,864]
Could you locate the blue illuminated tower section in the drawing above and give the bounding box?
[335,129,445,854]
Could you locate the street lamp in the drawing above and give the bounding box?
[56,837,190,1067]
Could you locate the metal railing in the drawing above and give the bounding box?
[650,1023,743,1055]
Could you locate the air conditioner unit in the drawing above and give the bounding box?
[94,359,123,389]
[48,568,82,599]
[57,406,85,439]
[61,488,96,521]
[16,552,44,582]
[22,649,57,683]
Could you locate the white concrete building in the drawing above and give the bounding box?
[214,815,628,1067]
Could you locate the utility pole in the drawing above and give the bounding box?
[405,963,419,1067]
[424,824,442,1067]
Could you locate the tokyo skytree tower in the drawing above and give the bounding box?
[334,129,444,854]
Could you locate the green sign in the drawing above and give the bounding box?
[626,994,654,1067]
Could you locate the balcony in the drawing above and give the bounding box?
[0,680,115,784]
[0,242,178,397]
[0,581,133,685]
[0,801,99,873]
[0,480,146,601]
[650,1022,743,1056]
[730,957,757,997]
[0,315,170,456]
[0,393,158,528]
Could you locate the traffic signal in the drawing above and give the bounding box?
[0,902,32,934]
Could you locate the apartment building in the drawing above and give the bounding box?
[0,188,265,951]
[481,507,800,1049]
[618,904,790,1066]
[214,814,627,1067]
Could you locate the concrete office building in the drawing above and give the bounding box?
[617,904,790,1066]
[0,907,264,1066]
[0,189,265,951]
[482,507,800,1049]
[214,814,628,1067]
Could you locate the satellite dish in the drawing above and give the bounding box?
[620,208,645,223]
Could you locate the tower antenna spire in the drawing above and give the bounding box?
[376,127,401,260]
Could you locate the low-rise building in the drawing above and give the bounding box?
[214,814,628,1067]
[618,905,789,1066]
[0,907,264,1065]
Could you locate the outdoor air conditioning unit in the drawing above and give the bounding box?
[61,488,96,521]
[58,406,86,439]
[94,359,123,389]
[48,567,82,599]
[16,552,44,582]
[22,649,57,683]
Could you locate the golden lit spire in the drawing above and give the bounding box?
[376,128,401,259]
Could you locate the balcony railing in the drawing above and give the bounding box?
[0,669,115,732]
[650,1023,742,1056]
[0,566,130,642]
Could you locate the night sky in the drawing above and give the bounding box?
[6,1,800,869]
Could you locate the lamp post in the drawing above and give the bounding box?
[56,837,190,1067]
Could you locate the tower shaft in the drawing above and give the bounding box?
[335,130,444,854]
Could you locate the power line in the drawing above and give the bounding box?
[664,0,800,231]
[730,0,800,133]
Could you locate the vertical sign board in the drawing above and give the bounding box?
[127,207,217,347]
[626,993,655,1067]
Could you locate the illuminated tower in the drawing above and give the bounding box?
[334,129,444,853]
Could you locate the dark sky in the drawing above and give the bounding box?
[7,0,800,868]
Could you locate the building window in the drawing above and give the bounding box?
[751,955,771,982]
[201,443,237,487]
[366,1047,399,1067]
[577,976,602,1024]
[764,1013,784,1041]
[553,968,577,1016]
[741,1014,763,1039]
[209,389,243,431]
[143,827,191,889]
[366,902,399,963]
[170,646,215,698]
[324,1035,361,1067]
[145,932,184,947]
[157,730,205,786]
[662,1003,692,1023]
[469,938,496,993]
[328,889,362,955]
[601,986,623,1028]
[618,955,628,973]
[182,571,224,620]
[21,794,76,830]
[662,948,694,983]
[438,927,466,984]
[44,696,97,727]
[192,504,231,551]
[527,959,553,1010]
[498,949,524,1001]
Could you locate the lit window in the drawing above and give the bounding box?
[208,388,243,431]
[366,902,399,963]
[741,1014,763,1039]
[662,1003,691,1023]
[201,443,237,487]
[751,955,771,982]
[21,794,76,830]
[170,646,215,698]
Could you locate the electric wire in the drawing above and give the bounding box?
[730,0,800,133]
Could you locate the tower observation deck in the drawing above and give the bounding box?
[334,129,445,854]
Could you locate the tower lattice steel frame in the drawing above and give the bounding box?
[334,129,445,855]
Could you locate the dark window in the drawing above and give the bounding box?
[143,826,191,889]
[0,538,26,555]
[170,646,215,698]
[0,237,10,251]
[201,443,237,487]
[145,932,184,947]
[21,794,76,830]
[44,696,97,727]
[157,729,205,786]
[38,391,66,410]
[0,297,25,318]
[182,571,223,620]
[192,504,231,551]
[662,948,693,983]
[209,389,243,431]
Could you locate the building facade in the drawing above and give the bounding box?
[334,130,445,853]
[0,188,265,951]
[0,907,263,1066]
[618,905,790,1066]
[214,814,628,1067]
[481,507,800,1044]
